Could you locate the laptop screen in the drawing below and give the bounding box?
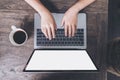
[24,50,97,72]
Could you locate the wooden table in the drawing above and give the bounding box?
[0,0,108,80]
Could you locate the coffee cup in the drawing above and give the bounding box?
[9,25,28,46]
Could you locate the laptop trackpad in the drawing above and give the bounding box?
[25,50,97,71]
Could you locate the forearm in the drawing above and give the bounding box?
[25,0,50,16]
[68,0,95,14]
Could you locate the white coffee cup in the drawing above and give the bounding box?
[9,25,28,46]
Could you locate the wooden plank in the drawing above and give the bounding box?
[97,13,108,80]
[0,10,107,71]
[0,0,108,13]
[0,10,108,65]
[0,0,108,79]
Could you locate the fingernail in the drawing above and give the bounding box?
[69,35,71,38]
[53,36,55,38]
[49,38,52,40]
[65,34,67,37]
[72,34,74,37]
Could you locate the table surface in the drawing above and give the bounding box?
[0,0,108,80]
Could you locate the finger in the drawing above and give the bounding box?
[68,24,72,37]
[72,24,76,37]
[64,24,68,37]
[74,25,77,34]
[54,23,57,31]
[41,27,48,38]
[47,25,52,40]
[43,29,49,38]
[50,24,55,38]
[61,19,65,27]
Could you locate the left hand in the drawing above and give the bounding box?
[61,10,78,37]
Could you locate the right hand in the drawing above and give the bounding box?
[40,12,56,40]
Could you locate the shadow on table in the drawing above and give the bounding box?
[20,16,34,39]
[35,73,97,80]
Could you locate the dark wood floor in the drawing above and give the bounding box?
[108,0,120,40]
[107,0,120,80]
[0,0,108,80]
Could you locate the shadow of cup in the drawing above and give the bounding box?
[20,17,34,39]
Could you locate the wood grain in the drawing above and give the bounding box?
[0,0,108,13]
[0,0,108,80]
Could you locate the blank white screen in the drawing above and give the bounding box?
[25,50,97,71]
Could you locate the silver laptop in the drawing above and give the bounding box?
[24,13,98,72]
[34,13,87,49]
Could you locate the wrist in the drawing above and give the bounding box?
[38,9,51,17]
[67,4,81,14]
[67,8,79,15]
[67,0,88,14]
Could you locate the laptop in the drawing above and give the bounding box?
[24,13,98,72]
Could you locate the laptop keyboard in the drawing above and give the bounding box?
[36,29,84,46]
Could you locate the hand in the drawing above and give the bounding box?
[61,10,78,37]
[40,12,56,40]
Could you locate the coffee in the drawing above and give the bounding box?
[13,31,26,44]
